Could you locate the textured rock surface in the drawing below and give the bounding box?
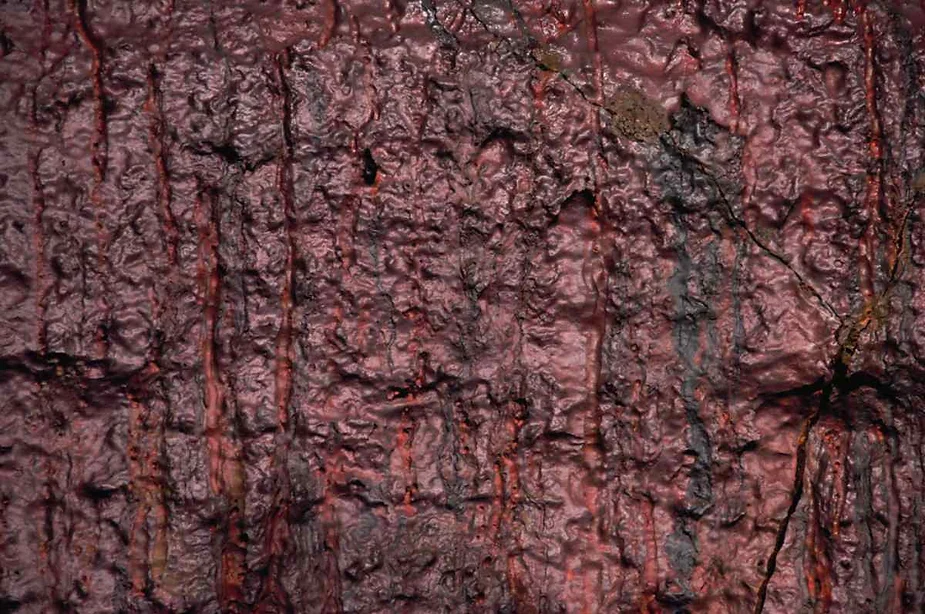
[1,0,924,612]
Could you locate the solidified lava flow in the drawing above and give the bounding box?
[1,0,924,612]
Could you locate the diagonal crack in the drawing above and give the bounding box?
[753,225,905,612]
[752,309,867,614]
[455,5,921,613]
[439,3,923,612]
[739,222,843,323]
[886,198,916,285]
[659,134,844,325]
[752,383,825,613]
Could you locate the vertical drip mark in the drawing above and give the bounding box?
[274,50,295,439]
[667,216,712,605]
[726,48,740,132]
[136,58,174,601]
[147,382,169,597]
[145,64,178,268]
[671,224,713,508]
[806,483,821,607]
[754,389,827,614]
[856,430,880,599]
[491,446,505,541]
[29,0,50,354]
[395,404,418,515]
[127,369,169,598]
[915,416,925,611]
[581,0,602,106]
[834,432,850,540]
[150,484,168,593]
[579,0,606,608]
[127,396,150,595]
[885,10,918,281]
[143,3,176,593]
[804,461,833,612]
[27,0,54,562]
[859,7,882,301]
[320,457,345,613]
[221,495,247,612]
[640,497,659,612]
[316,305,345,611]
[149,402,169,593]
[877,423,901,612]
[69,0,108,181]
[196,187,246,611]
[582,197,608,614]
[38,461,61,606]
[68,0,110,358]
[490,401,526,606]
[29,94,47,354]
[197,188,223,497]
[256,50,297,613]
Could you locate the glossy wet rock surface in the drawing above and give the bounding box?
[1,0,924,612]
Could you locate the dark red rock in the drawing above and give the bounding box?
[0,0,923,612]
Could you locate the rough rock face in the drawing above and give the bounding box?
[0,0,923,612]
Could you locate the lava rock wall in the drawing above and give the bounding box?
[0,0,924,612]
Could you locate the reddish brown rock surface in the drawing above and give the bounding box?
[1,0,924,612]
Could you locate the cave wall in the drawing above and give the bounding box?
[0,0,924,612]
